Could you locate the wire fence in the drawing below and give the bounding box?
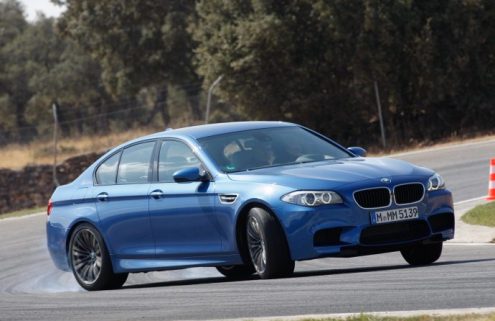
[0,83,216,147]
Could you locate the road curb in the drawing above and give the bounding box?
[450,198,495,243]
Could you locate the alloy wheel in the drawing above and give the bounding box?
[71,228,103,285]
[246,216,267,274]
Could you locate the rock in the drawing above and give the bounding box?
[0,152,102,214]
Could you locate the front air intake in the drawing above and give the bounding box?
[360,220,430,245]
[428,213,455,233]
[314,228,343,247]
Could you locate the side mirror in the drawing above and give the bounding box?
[173,167,208,183]
[347,146,367,157]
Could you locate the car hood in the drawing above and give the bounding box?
[226,157,434,189]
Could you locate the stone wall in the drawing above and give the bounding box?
[0,152,102,214]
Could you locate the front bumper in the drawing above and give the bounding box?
[276,189,454,261]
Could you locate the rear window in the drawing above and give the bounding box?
[95,152,121,185]
[116,142,155,184]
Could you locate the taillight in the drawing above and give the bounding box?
[47,199,53,216]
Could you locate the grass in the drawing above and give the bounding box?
[282,313,495,321]
[0,127,156,170]
[0,206,45,220]
[461,201,495,228]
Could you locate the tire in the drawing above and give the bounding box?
[68,223,128,291]
[216,265,255,279]
[246,207,295,278]
[401,242,443,266]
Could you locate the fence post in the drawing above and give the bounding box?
[205,75,223,124]
[52,103,60,187]
[374,80,387,148]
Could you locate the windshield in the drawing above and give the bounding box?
[198,126,352,173]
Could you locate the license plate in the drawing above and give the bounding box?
[372,206,419,224]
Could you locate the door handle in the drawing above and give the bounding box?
[150,190,164,199]
[96,192,109,202]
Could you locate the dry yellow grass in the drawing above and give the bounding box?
[298,313,495,321]
[1,125,494,170]
[0,128,157,170]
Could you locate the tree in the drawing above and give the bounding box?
[0,0,26,48]
[195,0,495,146]
[0,0,28,141]
[195,0,370,142]
[56,0,203,125]
[25,31,114,137]
[1,0,494,148]
[0,2,116,143]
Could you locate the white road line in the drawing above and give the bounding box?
[445,242,495,246]
[0,212,44,222]
[454,196,487,205]
[212,307,495,321]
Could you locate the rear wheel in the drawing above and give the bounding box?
[69,223,128,291]
[216,265,255,279]
[401,242,443,266]
[246,207,295,278]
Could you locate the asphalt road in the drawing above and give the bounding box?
[0,139,494,321]
[394,139,495,202]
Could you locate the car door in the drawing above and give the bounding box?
[148,139,222,257]
[90,140,156,258]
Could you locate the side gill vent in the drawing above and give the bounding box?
[219,194,238,204]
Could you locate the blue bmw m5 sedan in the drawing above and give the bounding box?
[46,121,455,290]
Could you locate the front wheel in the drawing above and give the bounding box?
[69,223,128,291]
[401,242,443,266]
[246,208,295,279]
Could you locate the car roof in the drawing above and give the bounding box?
[144,121,297,140]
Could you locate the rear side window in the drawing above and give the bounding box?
[95,152,121,185]
[117,142,155,184]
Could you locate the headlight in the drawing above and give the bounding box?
[281,191,343,206]
[427,173,445,191]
